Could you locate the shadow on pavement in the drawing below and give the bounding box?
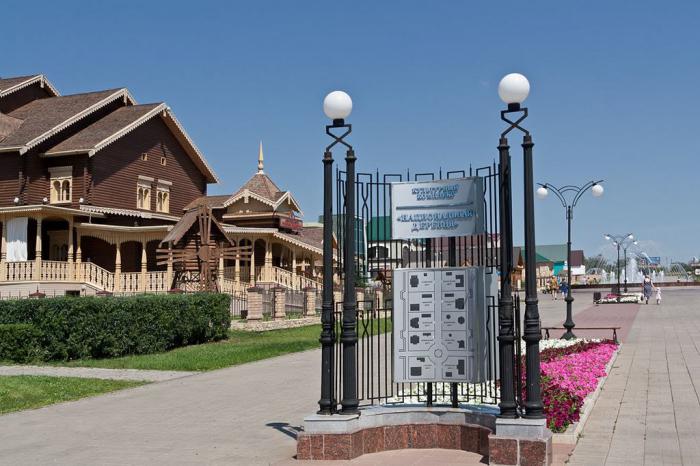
[267,422,304,440]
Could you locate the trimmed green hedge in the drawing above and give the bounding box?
[0,293,231,362]
[0,324,44,363]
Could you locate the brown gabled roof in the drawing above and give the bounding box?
[183,195,231,211]
[296,226,324,249]
[160,208,233,245]
[0,113,23,142]
[0,75,59,97]
[570,250,585,268]
[45,103,162,155]
[0,88,133,152]
[234,172,283,201]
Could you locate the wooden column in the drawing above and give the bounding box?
[75,233,82,281]
[67,217,74,280]
[140,239,147,292]
[234,254,241,283]
[34,217,42,281]
[250,239,256,285]
[114,241,122,292]
[292,249,297,288]
[165,242,174,290]
[0,217,6,282]
[265,240,272,282]
[217,242,225,291]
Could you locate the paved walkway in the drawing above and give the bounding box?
[568,288,700,465]
[2,288,697,465]
[0,349,321,465]
[0,365,197,382]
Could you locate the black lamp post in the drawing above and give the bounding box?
[496,130,518,418]
[536,181,604,340]
[604,233,636,296]
[497,73,543,419]
[319,90,359,415]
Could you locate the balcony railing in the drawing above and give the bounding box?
[81,262,115,292]
[0,259,322,294]
[4,261,34,282]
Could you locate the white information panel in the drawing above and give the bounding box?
[393,267,489,383]
[390,177,484,240]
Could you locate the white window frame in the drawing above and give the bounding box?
[49,166,72,204]
[156,179,171,213]
[137,175,153,210]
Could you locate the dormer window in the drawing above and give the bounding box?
[49,166,72,204]
[137,175,153,210]
[156,179,171,213]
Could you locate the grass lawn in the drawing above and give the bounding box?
[56,325,324,372]
[0,376,145,415]
[52,319,391,372]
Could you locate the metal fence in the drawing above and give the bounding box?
[332,165,508,408]
[230,291,248,318]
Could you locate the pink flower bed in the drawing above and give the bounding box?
[522,340,618,432]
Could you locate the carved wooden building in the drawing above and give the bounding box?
[0,75,324,295]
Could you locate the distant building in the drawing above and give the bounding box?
[514,244,586,289]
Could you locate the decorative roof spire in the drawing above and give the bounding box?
[257,140,264,174]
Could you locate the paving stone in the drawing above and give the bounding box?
[568,288,700,466]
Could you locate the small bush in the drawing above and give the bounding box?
[0,293,230,361]
[0,324,44,363]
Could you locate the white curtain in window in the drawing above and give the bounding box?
[6,217,28,261]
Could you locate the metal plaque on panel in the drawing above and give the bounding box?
[390,177,485,240]
[393,266,488,383]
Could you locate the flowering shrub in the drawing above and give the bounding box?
[523,340,618,432]
[388,338,618,433]
[597,293,642,304]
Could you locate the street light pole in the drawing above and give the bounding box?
[321,91,358,415]
[536,181,604,340]
[497,134,518,418]
[624,246,628,292]
[498,73,543,419]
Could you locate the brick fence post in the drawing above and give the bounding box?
[247,286,264,321]
[273,287,286,320]
[356,287,365,312]
[333,286,343,311]
[303,286,317,317]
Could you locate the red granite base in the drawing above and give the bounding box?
[296,423,491,460]
[488,434,552,465]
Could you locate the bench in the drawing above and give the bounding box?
[540,326,621,343]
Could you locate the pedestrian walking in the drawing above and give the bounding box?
[656,286,662,305]
[642,275,654,304]
[549,276,559,300]
[560,279,569,299]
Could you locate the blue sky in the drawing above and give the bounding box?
[3,1,698,262]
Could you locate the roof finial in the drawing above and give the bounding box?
[257,140,264,174]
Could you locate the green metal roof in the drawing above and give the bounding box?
[366,216,391,242]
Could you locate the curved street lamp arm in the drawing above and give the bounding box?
[537,182,568,209]
[571,179,605,207]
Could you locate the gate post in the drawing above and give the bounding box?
[497,136,518,419]
[340,146,359,414]
[272,287,286,320]
[246,286,263,321]
[318,148,336,414]
[304,286,317,317]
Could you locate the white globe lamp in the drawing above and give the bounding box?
[591,183,604,198]
[323,91,352,123]
[498,73,530,109]
[536,186,549,199]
